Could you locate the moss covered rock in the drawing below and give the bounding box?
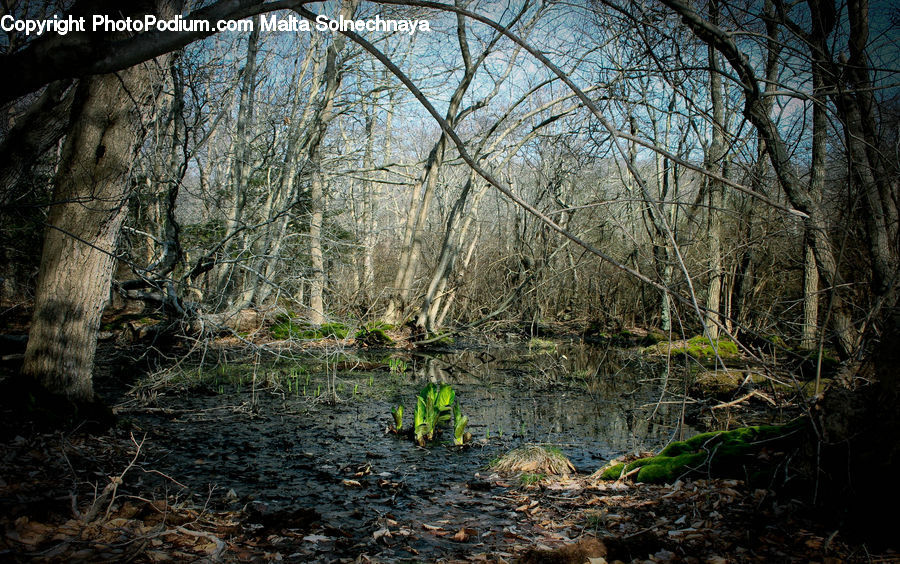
[527,337,557,351]
[691,369,770,396]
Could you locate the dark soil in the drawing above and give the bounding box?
[1,340,895,562]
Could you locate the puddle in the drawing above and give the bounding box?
[117,342,690,560]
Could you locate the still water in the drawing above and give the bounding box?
[125,341,688,560]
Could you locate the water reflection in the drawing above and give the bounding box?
[394,343,688,466]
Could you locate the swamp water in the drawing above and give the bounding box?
[119,341,690,560]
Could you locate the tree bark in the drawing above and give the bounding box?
[308,167,326,324]
[801,241,819,349]
[306,0,357,324]
[23,60,169,400]
[0,81,74,204]
[704,12,725,340]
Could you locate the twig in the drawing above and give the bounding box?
[82,433,146,522]
[710,390,776,410]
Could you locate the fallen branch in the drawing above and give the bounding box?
[711,390,776,410]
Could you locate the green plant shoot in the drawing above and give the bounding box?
[453,403,468,446]
[392,405,403,431]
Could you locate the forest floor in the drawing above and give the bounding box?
[1,419,896,563]
[0,315,894,562]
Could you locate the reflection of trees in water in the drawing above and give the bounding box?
[396,345,686,456]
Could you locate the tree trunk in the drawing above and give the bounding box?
[23,62,167,400]
[305,0,357,324]
[704,0,725,340]
[215,19,260,303]
[801,241,819,349]
[308,167,326,325]
[800,52,827,350]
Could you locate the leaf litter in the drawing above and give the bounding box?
[2,428,897,562]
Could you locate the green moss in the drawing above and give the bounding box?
[635,452,707,483]
[270,320,348,340]
[680,335,739,358]
[599,463,625,480]
[648,335,740,360]
[528,337,556,351]
[643,331,667,345]
[355,322,394,346]
[766,334,786,347]
[320,322,349,339]
[426,331,455,345]
[598,422,804,484]
[271,321,296,340]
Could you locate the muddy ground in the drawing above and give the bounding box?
[1,340,895,562]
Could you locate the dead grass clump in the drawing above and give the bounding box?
[491,445,575,476]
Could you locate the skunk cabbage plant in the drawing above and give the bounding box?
[391,383,470,446]
[453,403,469,445]
[391,405,403,431]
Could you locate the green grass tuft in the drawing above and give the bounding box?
[520,472,546,486]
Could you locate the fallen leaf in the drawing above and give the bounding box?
[453,528,469,542]
[422,523,442,531]
[341,479,362,487]
[146,550,172,562]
